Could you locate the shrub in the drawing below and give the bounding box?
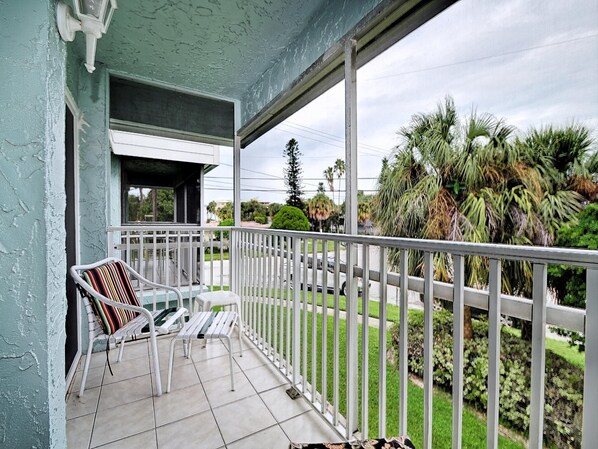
[215,218,234,240]
[270,206,310,231]
[390,310,584,448]
[254,214,268,224]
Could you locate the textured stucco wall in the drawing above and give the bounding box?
[77,64,111,264]
[0,1,67,447]
[240,0,384,125]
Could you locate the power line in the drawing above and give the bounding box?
[271,125,389,158]
[363,33,598,81]
[284,121,391,155]
[216,162,321,189]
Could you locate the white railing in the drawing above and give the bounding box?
[107,225,597,449]
[107,225,231,309]
[232,227,597,449]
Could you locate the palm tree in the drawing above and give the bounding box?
[324,167,335,202]
[334,158,345,205]
[372,97,590,339]
[307,193,335,232]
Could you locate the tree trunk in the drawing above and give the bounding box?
[464,305,474,340]
[520,320,533,341]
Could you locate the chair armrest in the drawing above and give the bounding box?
[157,307,188,334]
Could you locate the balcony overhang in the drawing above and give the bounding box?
[110,129,220,166]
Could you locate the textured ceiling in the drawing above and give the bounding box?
[72,0,326,101]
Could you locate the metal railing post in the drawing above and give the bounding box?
[583,269,598,449]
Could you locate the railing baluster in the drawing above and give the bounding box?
[279,235,285,368]
[529,263,547,449]
[139,231,145,301]
[423,251,434,449]
[302,238,309,393]
[311,237,318,404]
[399,249,409,435]
[219,231,224,290]
[321,239,328,415]
[252,232,258,341]
[187,230,193,301]
[379,246,388,436]
[292,236,301,385]
[583,268,598,449]
[151,230,157,311]
[273,234,279,361]
[209,230,214,290]
[257,233,264,348]
[286,235,292,375]
[487,258,501,449]
[266,234,273,356]
[333,240,340,426]
[452,254,464,449]
[165,230,171,307]
[361,243,370,439]
[346,241,358,438]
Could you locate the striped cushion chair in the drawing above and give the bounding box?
[70,257,187,397]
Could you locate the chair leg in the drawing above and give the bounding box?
[237,315,244,357]
[224,335,235,391]
[149,333,162,396]
[79,337,95,397]
[117,337,126,362]
[167,337,178,393]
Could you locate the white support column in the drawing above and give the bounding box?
[344,38,358,236]
[582,269,598,449]
[233,135,241,226]
[199,169,205,225]
[344,37,359,437]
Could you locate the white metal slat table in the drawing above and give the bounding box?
[166,311,243,392]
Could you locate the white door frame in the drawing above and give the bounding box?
[64,88,82,391]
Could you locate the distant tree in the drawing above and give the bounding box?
[216,202,233,221]
[241,198,268,221]
[324,167,335,202]
[549,203,598,350]
[268,202,283,218]
[372,97,591,340]
[270,205,310,231]
[357,191,372,225]
[317,182,325,193]
[127,188,173,222]
[334,158,345,205]
[283,139,304,208]
[307,193,334,232]
[207,200,217,219]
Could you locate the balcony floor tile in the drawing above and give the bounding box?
[67,335,342,449]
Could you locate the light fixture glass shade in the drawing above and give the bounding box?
[79,0,104,19]
[56,0,117,73]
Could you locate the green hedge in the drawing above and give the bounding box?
[390,310,584,448]
[254,214,268,224]
[270,205,310,231]
[215,218,234,240]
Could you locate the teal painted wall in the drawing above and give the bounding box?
[77,64,111,264]
[241,0,385,125]
[0,0,67,447]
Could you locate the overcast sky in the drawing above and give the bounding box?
[204,0,598,206]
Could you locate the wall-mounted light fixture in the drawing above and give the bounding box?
[56,0,117,73]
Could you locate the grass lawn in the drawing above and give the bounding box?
[503,326,584,369]
[203,250,229,261]
[300,289,584,370]
[306,239,336,254]
[254,300,524,449]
